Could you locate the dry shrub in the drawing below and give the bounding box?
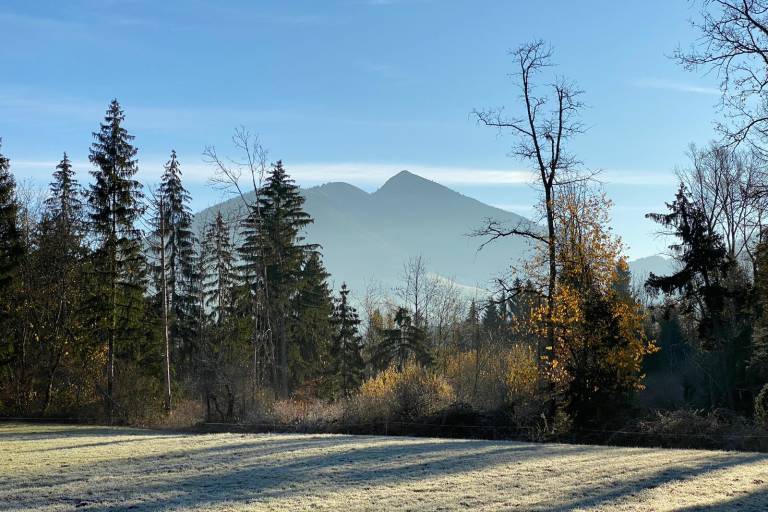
[347,363,455,423]
[756,384,768,429]
[630,409,768,451]
[152,399,205,429]
[444,345,538,411]
[269,399,345,431]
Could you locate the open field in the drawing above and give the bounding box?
[2,423,768,511]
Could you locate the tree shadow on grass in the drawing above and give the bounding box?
[110,439,768,511]
[4,429,768,511]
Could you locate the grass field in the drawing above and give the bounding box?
[2,423,768,511]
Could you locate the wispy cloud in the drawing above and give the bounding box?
[9,158,677,189]
[286,163,534,187]
[632,78,720,96]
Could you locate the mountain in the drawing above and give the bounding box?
[628,254,678,289]
[194,170,672,298]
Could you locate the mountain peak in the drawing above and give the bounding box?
[376,170,448,196]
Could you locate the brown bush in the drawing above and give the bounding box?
[444,345,538,411]
[346,363,455,424]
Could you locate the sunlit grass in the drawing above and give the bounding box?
[2,423,768,510]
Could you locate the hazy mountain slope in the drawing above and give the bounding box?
[194,170,670,297]
[628,254,678,289]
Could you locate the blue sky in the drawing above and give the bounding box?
[0,0,721,258]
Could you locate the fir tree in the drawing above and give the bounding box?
[329,283,364,397]
[290,251,333,389]
[0,140,24,403]
[645,184,732,348]
[203,211,236,324]
[373,307,431,371]
[0,140,22,291]
[151,150,199,369]
[87,100,145,423]
[46,153,83,233]
[32,157,89,412]
[240,160,316,396]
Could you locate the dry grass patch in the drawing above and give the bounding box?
[2,423,768,511]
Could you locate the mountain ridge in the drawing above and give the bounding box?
[194,170,673,297]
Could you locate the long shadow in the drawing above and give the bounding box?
[90,443,627,509]
[5,429,768,511]
[98,439,768,511]
[2,435,593,510]
[673,488,768,511]
[533,451,768,511]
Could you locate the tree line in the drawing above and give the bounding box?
[5,1,768,437]
[0,101,370,422]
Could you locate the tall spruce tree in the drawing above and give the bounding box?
[46,153,83,232]
[87,100,145,423]
[240,160,316,397]
[203,211,236,324]
[0,140,22,292]
[0,140,24,409]
[33,155,88,413]
[290,251,333,390]
[152,150,199,370]
[329,283,364,397]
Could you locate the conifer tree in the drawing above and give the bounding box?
[240,160,316,397]
[373,307,431,371]
[0,140,22,292]
[46,153,83,231]
[203,211,236,324]
[290,252,333,389]
[151,150,199,371]
[33,156,88,412]
[87,100,145,422]
[0,140,24,407]
[329,283,364,397]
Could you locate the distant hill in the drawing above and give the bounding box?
[627,254,678,290]
[194,170,673,298]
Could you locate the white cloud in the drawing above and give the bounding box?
[632,78,720,96]
[9,158,676,190]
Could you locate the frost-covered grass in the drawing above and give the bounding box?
[2,423,768,511]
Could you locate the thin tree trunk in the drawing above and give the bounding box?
[160,201,172,414]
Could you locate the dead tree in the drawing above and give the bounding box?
[472,40,587,374]
[677,0,768,147]
[203,128,276,399]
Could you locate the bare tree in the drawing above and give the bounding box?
[428,275,467,349]
[676,0,768,147]
[203,128,276,397]
[395,255,437,328]
[679,143,768,273]
[472,40,587,368]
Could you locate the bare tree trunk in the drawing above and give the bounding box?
[159,200,172,414]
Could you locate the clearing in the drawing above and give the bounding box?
[1,423,768,511]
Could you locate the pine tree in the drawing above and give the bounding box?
[290,251,333,390]
[203,211,236,324]
[240,160,316,397]
[0,140,22,291]
[329,283,364,397]
[46,153,83,231]
[0,140,24,408]
[373,307,431,371]
[87,100,145,423]
[32,156,89,413]
[151,150,199,371]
